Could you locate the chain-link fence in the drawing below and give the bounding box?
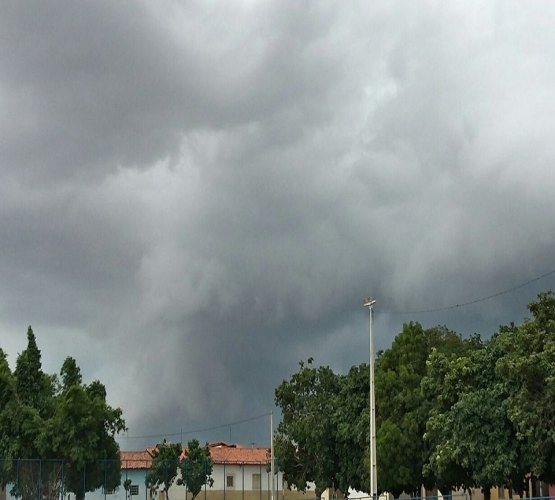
[0,459,123,500]
[2,461,549,500]
[0,459,279,500]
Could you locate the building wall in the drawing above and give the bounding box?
[208,464,274,491]
[180,490,312,500]
[167,463,288,500]
[65,469,151,500]
[162,463,310,500]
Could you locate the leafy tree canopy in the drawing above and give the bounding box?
[0,328,126,500]
[424,340,520,497]
[375,323,477,496]
[274,359,344,496]
[424,293,555,497]
[180,439,214,500]
[496,292,555,485]
[147,440,182,500]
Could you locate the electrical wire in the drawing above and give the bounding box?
[119,412,271,441]
[381,267,555,315]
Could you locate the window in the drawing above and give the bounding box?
[130,485,139,496]
[103,487,116,495]
[226,475,235,488]
[498,487,505,499]
[252,474,261,490]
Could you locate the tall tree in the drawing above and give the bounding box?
[424,295,555,496]
[0,348,14,408]
[179,439,214,500]
[334,364,369,494]
[60,356,82,390]
[496,292,555,487]
[147,440,182,500]
[42,373,125,500]
[424,337,521,499]
[14,326,53,413]
[274,359,343,496]
[7,326,54,500]
[0,329,126,500]
[374,323,476,496]
[0,348,17,490]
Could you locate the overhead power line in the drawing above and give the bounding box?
[119,412,271,441]
[382,267,555,315]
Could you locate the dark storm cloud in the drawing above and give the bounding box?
[1,0,555,448]
[0,1,347,183]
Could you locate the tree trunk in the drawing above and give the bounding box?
[483,487,491,500]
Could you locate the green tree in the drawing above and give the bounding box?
[179,439,214,500]
[274,327,474,497]
[0,348,17,490]
[0,329,126,500]
[274,359,343,496]
[424,338,521,499]
[43,373,125,500]
[7,326,54,499]
[334,364,369,494]
[423,294,555,496]
[374,323,476,496]
[496,292,555,488]
[147,440,182,500]
[0,348,14,408]
[60,356,82,390]
[14,327,54,415]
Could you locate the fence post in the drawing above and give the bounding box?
[104,459,107,500]
[61,460,65,500]
[39,458,42,500]
[16,459,20,499]
[276,459,279,500]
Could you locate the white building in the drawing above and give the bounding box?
[1,443,310,500]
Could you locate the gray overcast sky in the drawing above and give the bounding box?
[2,0,555,450]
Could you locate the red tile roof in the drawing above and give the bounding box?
[120,450,153,470]
[208,443,269,465]
[120,443,269,469]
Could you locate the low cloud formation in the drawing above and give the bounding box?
[1,1,555,448]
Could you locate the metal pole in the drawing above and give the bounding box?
[277,458,281,500]
[204,459,207,500]
[270,412,275,500]
[104,459,107,500]
[364,298,377,500]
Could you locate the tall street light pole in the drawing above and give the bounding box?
[364,298,377,500]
